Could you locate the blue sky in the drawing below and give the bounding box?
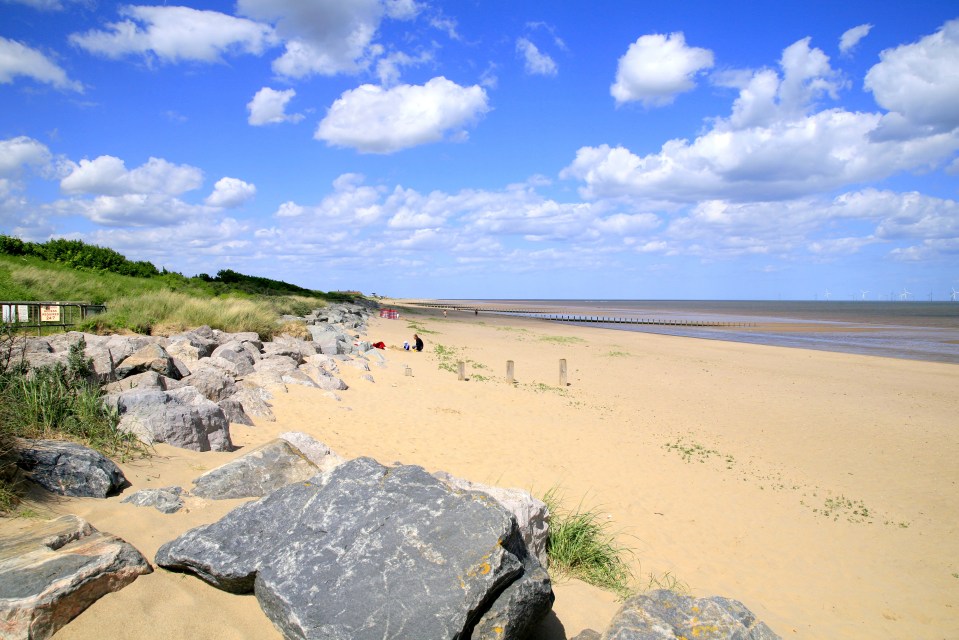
[1,0,958,300]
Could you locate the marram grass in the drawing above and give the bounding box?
[543,487,635,598]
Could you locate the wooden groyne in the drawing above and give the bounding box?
[411,302,755,328]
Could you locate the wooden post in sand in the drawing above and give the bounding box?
[559,359,568,386]
[458,361,466,381]
[506,360,515,383]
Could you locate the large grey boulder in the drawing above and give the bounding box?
[115,343,180,380]
[599,590,780,640]
[434,471,550,567]
[180,365,238,402]
[277,432,344,473]
[210,342,256,376]
[0,515,151,640]
[190,438,321,499]
[101,370,180,393]
[14,439,126,498]
[155,457,553,640]
[111,387,233,452]
[230,387,275,422]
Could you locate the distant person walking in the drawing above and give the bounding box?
[413,334,424,352]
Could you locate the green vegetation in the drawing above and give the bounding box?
[538,335,586,345]
[643,570,690,594]
[0,235,371,513]
[605,350,631,357]
[1,235,366,339]
[432,343,488,379]
[663,437,735,469]
[543,487,634,597]
[0,331,145,514]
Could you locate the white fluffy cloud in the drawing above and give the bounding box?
[247,87,304,125]
[237,0,419,78]
[611,32,713,106]
[205,177,256,208]
[315,77,490,153]
[865,18,959,131]
[839,24,872,54]
[0,36,82,91]
[516,37,557,76]
[0,136,52,176]
[60,156,203,196]
[565,32,959,203]
[70,6,276,62]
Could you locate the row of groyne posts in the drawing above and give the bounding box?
[411,302,756,328]
[408,302,755,387]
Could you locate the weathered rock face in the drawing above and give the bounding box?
[115,343,180,380]
[190,438,320,500]
[121,486,184,514]
[599,590,781,640]
[111,387,233,452]
[435,471,551,568]
[14,439,126,498]
[0,515,152,640]
[155,457,553,640]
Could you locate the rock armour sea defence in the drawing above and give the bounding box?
[155,457,554,639]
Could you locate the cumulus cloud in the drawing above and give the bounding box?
[247,87,304,125]
[839,24,872,54]
[611,32,713,106]
[375,50,432,86]
[0,136,52,176]
[565,30,959,204]
[70,6,276,63]
[60,156,203,196]
[51,193,212,226]
[516,37,557,76]
[0,36,83,91]
[205,177,256,208]
[237,0,417,78]
[865,18,959,132]
[315,77,490,153]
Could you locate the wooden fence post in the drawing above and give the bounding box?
[458,361,466,381]
[559,359,567,387]
[506,360,514,383]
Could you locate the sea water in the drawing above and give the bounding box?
[476,300,959,364]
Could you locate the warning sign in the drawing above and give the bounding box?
[40,305,61,322]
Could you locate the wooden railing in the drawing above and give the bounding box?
[1,301,106,335]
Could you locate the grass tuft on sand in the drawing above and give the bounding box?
[543,487,634,598]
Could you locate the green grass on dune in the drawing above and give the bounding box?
[0,256,331,340]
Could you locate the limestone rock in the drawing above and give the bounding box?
[15,439,126,498]
[101,370,179,394]
[190,439,320,499]
[155,457,553,639]
[121,486,184,514]
[435,471,551,567]
[277,432,344,473]
[230,387,275,422]
[0,515,151,640]
[115,343,179,380]
[112,387,233,452]
[180,365,238,402]
[600,590,781,640]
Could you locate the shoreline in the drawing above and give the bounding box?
[398,299,959,364]
[42,304,959,639]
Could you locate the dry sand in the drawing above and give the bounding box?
[30,304,959,639]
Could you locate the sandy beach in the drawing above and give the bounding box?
[33,303,959,639]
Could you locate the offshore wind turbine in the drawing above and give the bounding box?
[951,287,958,302]
[860,290,869,300]
[899,288,911,301]
[824,288,831,301]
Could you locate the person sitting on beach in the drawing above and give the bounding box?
[413,334,424,352]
